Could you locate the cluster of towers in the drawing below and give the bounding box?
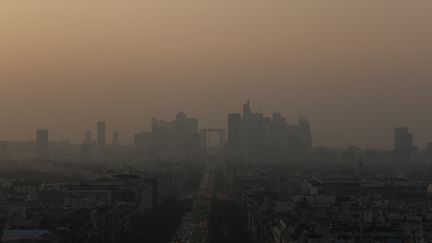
[82,122,120,147]
[0,102,314,162]
[134,112,229,158]
[226,101,312,161]
[9,112,432,164]
[150,112,201,157]
[32,123,122,160]
[80,121,121,160]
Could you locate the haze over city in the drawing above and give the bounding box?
[2,0,432,147]
[3,1,432,243]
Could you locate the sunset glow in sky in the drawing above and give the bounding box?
[1,1,432,148]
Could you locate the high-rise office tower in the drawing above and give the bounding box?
[238,101,267,155]
[174,112,200,156]
[242,100,252,119]
[393,127,413,163]
[298,116,312,149]
[228,101,313,162]
[36,129,49,159]
[84,130,92,144]
[113,131,120,145]
[97,122,106,147]
[151,117,173,152]
[176,112,187,132]
[394,127,413,151]
[186,118,199,133]
[151,113,200,157]
[227,113,241,152]
[269,112,288,152]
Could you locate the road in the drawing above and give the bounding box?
[171,168,215,243]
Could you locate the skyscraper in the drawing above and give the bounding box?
[97,122,106,147]
[227,101,312,162]
[270,112,288,152]
[393,127,413,163]
[151,117,173,152]
[176,112,187,132]
[242,100,252,119]
[186,118,199,134]
[394,127,413,152]
[239,101,268,156]
[36,129,49,159]
[151,113,200,158]
[298,116,312,150]
[227,113,241,152]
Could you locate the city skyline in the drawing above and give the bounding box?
[2,1,432,148]
[1,2,432,242]
[0,101,430,151]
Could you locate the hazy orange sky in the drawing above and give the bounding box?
[1,1,432,148]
